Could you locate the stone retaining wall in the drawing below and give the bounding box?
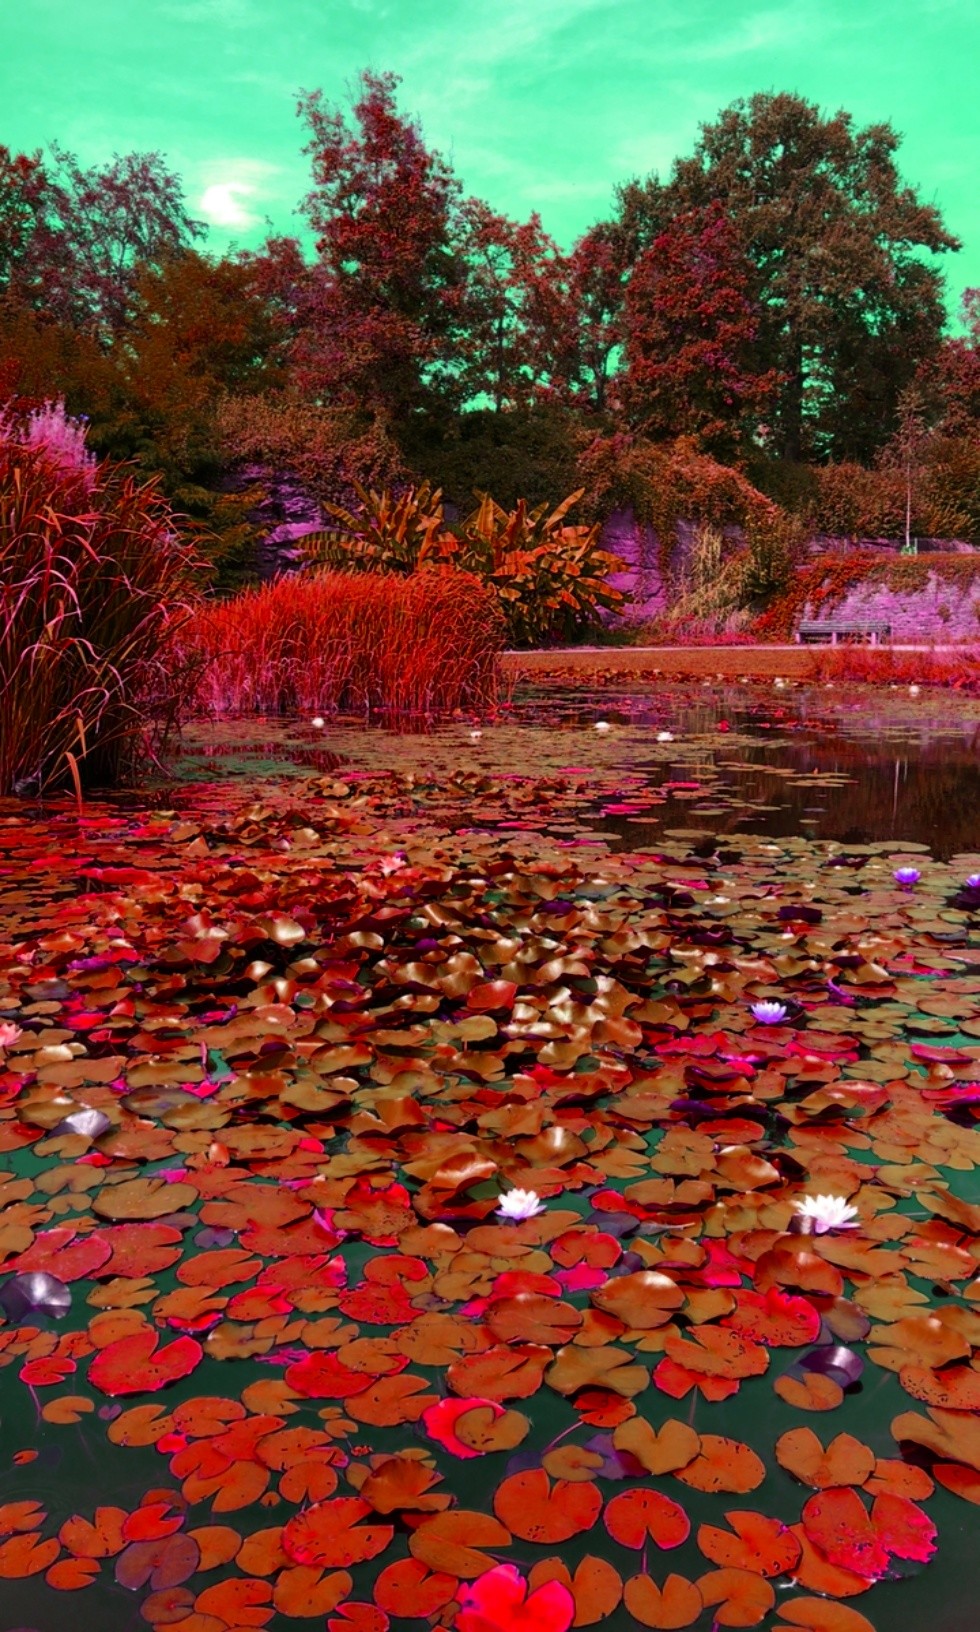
[801,571,980,642]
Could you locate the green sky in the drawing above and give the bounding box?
[4,0,977,326]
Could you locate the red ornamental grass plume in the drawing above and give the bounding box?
[456,1565,574,1632]
[0,409,205,794]
[184,567,503,719]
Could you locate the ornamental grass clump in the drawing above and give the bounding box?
[0,403,205,795]
[185,568,503,720]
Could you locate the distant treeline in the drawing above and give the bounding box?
[2,77,978,586]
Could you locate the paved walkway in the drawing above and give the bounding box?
[501,644,977,677]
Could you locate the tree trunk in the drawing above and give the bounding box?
[782,338,804,462]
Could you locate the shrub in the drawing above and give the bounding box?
[183,569,503,720]
[809,647,980,690]
[300,481,625,647]
[741,508,807,604]
[573,431,779,544]
[401,403,583,513]
[0,404,206,794]
[214,392,410,514]
[457,488,626,646]
[301,480,459,574]
[662,526,751,632]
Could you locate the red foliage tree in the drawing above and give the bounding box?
[518,222,632,415]
[0,145,56,301]
[454,199,565,412]
[294,71,468,420]
[1,142,206,346]
[621,201,779,457]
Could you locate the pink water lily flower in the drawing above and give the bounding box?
[750,1000,789,1025]
[794,1194,860,1234]
[0,1021,22,1049]
[496,1187,545,1221]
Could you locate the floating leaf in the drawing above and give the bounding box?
[494,1470,602,1544]
[623,1572,702,1629]
[775,1429,876,1490]
[604,1489,690,1550]
[697,1511,801,1577]
[409,1509,512,1579]
[281,1498,394,1570]
[674,1436,766,1494]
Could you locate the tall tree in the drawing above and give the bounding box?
[453,199,568,412]
[295,70,468,420]
[615,93,960,461]
[1,143,206,345]
[0,145,56,301]
[532,221,632,415]
[621,200,780,457]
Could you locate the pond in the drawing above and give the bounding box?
[170,679,980,860]
[1,681,979,1632]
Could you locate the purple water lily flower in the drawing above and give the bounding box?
[893,867,921,887]
[965,873,980,890]
[750,1000,789,1025]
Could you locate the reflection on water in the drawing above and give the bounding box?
[169,682,980,861]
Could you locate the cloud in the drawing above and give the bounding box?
[194,156,284,232]
[200,182,257,228]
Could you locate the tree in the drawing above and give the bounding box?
[294,70,468,420]
[0,145,56,300]
[621,201,780,457]
[530,221,632,415]
[453,199,565,412]
[1,143,206,345]
[919,288,980,438]
[614,93,960,461]
[122,249,285,398]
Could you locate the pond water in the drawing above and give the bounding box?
[1,681,979,1632]
[170,680,980,861]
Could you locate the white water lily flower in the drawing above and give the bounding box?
[657,730,674,743]
[496,1188,545,1221]
[794,1194,860,1234]
[909,685,920,696]
[594,720,611,733]
[311,716,325,728]
[750,1000,789,1025]
[469,729,483,740]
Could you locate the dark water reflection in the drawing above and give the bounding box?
[170,681,980,861]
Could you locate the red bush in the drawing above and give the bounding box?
[183,568,504,719]
[810,647,980,689]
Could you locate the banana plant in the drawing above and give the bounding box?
[299,479,459,575]
[459,487,627,645]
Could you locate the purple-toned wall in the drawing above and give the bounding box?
[802,571,980,642]
[599,508,668,621]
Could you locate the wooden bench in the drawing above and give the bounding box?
[796,620,891,646]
